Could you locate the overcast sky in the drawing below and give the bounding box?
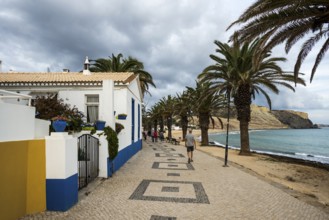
[1,0,328,124]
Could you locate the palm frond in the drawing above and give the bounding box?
[229,0,329,81]
[294,32,323,79]
[311,37,329,82]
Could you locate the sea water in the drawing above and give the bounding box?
[208,127,329,164]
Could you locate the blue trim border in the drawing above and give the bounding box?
[108,139,142,177]
[46,173,78,211]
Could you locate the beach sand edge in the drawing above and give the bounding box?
[171,129,329,214]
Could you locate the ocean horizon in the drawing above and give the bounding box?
[208,127,329,164]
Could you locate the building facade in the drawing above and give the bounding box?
[0,69,143,177]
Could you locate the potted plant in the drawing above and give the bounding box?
[51,115,69,132]
[95,120,106,130]
[33,95,84,133]
[81,123,95,131]
[117,113,127,120]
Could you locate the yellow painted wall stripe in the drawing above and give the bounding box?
[0,140,46,220]
[26,139,46,214]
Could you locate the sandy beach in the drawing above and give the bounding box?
[171,129,329,213]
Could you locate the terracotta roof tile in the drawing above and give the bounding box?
[0,72,135,84]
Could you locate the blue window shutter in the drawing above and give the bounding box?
[131,98,135,144]
[138,104,140,139]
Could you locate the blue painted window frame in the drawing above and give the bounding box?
[138,104,140,140]
[131,98,135,144]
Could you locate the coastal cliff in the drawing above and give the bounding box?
[271,110,315,129]
[249,105,315,129]
[211,104,315,130]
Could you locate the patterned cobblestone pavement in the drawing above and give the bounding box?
[21,140,329,219]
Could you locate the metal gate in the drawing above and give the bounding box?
[78,134,99,190]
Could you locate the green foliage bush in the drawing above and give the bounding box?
[104,126,119,160]
[115,122,124,134]
[33,94,84,133]
[92,126,119,160]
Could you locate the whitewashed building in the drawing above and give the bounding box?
[0,60,143,178]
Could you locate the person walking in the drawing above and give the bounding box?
[185,129,196,163]
[154,130,158,142]
[151,129,154,142]
[159,130,164,142]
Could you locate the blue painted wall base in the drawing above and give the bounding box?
[107,139,142,177]
[46,173,78,211]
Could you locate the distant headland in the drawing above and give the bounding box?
[210,104,319,130]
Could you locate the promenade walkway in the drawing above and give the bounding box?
[22,139,329,219]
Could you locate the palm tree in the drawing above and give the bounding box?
[158,95,177,139]
[142,104,150,131]
[147,104,162,132]
[228,1,329,82]
[186,82,225,146]
[175,91,194,140]
[90,53,156,95]
[199,39,306,155]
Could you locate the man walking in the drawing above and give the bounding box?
[185,129,196,163]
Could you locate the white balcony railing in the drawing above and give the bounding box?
[0,89,32,106]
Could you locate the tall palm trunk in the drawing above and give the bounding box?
[153,119,158,132]
[239,120,250,155]
[159,117,164,132]
[199,112,210,146]
[234,84,251,155]
[147,121,152,131]
[166,115,173,139]
[181,115,188,140]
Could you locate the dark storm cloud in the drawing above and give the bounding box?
[1,0,101,70]
[1,0,328,123]
[1,0,235,70]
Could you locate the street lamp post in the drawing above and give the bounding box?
[224,91,230,167]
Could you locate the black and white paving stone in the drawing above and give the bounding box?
[152,162,194,170]
[129,179,210,204]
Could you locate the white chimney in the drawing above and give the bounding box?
[83,56,91,75]
[63,68,70,73]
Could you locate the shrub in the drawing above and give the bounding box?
[33,94,84,133]
[104,126,119,160]
[115,122,124,134]
[92,126,118,160]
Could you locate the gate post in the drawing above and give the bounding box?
[45,133,78,211]
[95,131,109,178]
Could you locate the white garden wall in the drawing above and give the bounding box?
[35,118,51,139]
[45,133,77,179]
[0,102,35,142]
